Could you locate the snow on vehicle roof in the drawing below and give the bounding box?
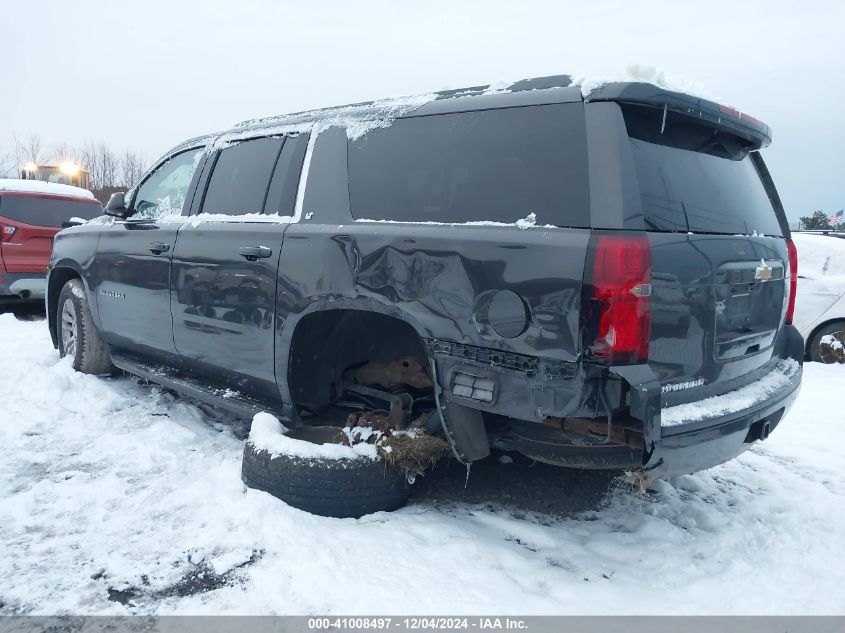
[231,68,711,135]
[792,232,845,279]
[572,64,716,100]
[169,70,718,162]
[227,76,578,142]
[231,92,440,142]
[231,81,521,133]
[0,179,96,200]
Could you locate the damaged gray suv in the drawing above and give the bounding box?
[47,75,803,517]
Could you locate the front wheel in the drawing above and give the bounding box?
[57,278,113,375]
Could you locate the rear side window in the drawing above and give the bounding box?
[622,105,783,236]
[263,134,309,216]
[347,104,589,226]
[0,195,102,227]
[201,137,283,215]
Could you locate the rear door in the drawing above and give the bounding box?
[0,193,102,273]
[170,133,308,400]
[92,147,205,364]
[614,103,791,399]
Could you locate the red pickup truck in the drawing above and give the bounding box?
[0,180,103,306]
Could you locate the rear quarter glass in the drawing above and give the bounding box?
[347,103,590,227]
[0,194,103,227]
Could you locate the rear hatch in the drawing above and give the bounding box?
[0,193,102,273]
[600,96,793,406]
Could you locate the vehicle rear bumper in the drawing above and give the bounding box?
[0,272,47,302]
[643,365,801,478]
[429,327,804,475]
[628,324,805,479]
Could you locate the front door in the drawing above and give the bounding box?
[170,133,308,400]
[93,147,205,364]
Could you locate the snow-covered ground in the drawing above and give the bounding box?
[1,313,843,615]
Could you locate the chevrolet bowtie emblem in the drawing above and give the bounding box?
[755,261,773,281]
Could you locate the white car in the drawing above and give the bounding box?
[791,232,845,361]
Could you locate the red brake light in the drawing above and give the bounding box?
[719,104,740,118]
[785,239,798,324]
[1,225,15,242]
[719,103,765,129]
[590,235,652,364]
[739,111,765,128]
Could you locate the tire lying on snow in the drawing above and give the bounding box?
[241,415,412,518]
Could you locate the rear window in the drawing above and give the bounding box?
[347,104,589,226]
[0,195,102,227]
[622,105,783,236]
[201,137,283,215]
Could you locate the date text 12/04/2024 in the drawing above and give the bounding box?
[307,618,529,630]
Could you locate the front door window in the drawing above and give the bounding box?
[132,149,202,219]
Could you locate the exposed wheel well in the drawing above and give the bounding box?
[47,268,81,348]
[288,309,429,409]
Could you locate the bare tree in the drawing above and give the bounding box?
[14,133,47,166]
[100,144,119,189]
[77,141,120,190]
[119,150,145,188]
[52,141,76,163]
[76,141,97,184]
[0,144,17,177]
[4,133,146,191]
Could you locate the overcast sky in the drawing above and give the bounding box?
[1,0,842,221]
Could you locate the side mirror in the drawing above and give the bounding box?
[104,191,130,218]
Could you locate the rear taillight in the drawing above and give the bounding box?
[718,103,766,129]
[0,225,15,242]
[588,234,652,364]
[785,238,798,324]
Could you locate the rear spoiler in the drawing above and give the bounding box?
[584,82,772,149]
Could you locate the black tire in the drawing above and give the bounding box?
[12,303,45,321]
[241,427,412,518]
[57,278,113,375]
[808,320,845,363]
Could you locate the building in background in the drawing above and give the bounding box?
[20,162,91,190]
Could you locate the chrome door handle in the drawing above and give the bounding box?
[239,246,273,261]
[148,242,170,254]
